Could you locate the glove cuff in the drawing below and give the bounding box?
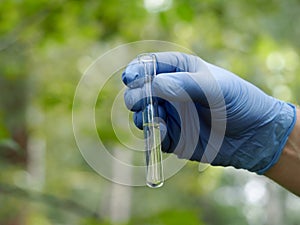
[255,103,296,174]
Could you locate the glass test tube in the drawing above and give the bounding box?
[138,53,164,188]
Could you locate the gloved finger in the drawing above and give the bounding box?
[124,86,166,112]
[122,52,200,88]
[124,87,144,111]
[153,71,223,107]
[161,101,181,153]
[154,52,200,73]
[133,111,143,129]
[122,58,145,88]
[132,105,167,129]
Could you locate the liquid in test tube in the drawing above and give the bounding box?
[138,53,164,188]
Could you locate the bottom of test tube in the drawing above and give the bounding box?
[146,181,164,188]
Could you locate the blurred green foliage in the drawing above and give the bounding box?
[0,0,300,225]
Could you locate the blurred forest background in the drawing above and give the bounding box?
[0,0,300,225]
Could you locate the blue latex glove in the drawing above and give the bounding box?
[122,52,296,174]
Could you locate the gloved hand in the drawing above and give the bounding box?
[122,52,296,174]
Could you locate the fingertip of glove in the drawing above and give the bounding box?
[121,71,129,86]
[122,59,145,88]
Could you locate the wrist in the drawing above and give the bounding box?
[284,107,300,160]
